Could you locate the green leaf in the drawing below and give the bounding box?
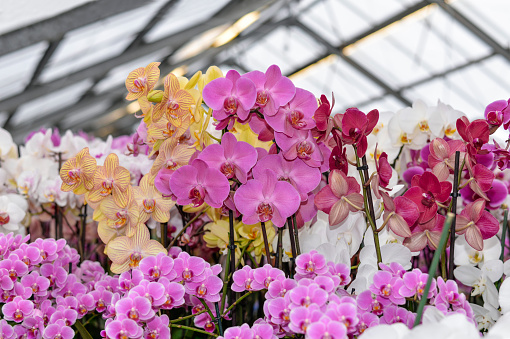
[75,320,93,339]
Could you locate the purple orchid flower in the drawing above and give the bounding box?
[253,264,285,289]
[307,317,347,339]
[234,169,301,227]
[20,272,50,298]
[129,280,167,307]
[202,70,257,129]
[146,315,171,339]
[295,250,328,279]
[43,319,74,339]
[244,64,296,116]
[105,318,143,339]
[288,283,329,309]
[218,324,254,339]
[139,252,177,281]
[232,266,261,293]
[198,132,258,184]
[265,88,317,137]
[400,269,435,300]
[115,295,155,322]
[369,271,405,305]
[158,277,185,310]
[185,273,223,303]
[288,304,322,334]
[267,278,297,299]
[275,130,323,168]
[2,296,34,322]
[173,252,206,284]
[252,153,321,201]
[170,159,230,208]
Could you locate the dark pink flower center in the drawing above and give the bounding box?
[182,268,193,281]
[148,266,161,279]
[244,278,252,290]
[349,127,363,142]
[256,91,269,106]
[14,309,23,321]
[143,199,155,213]
[0,212,9,226]
[196,284,208,297]
[31,283,39,293]
[101,179,113,196]
[264,277,273,289]
[305,260,316,273]
[189,186,205,207]
[487,111,503,126]
[220,162,235,179]
[257,203,273,222]
[167,99,180,112]
[132,77,147,92]
[164,294,174,308]
[224,97,238,115]
[130,252,143,268]
[96,299,106,312]
[372,300,383,315]
[421,191,435,208]
[68,169,81,183]
[128,307,139,320]
[8,269,17,280]
[380,284,392,297]
[296,141,313,160]
[290,110,307,129]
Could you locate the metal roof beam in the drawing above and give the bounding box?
[0,0,147,57]
[294,20,412,107]
[285,0,430,77]
[0,0,270,115]
[429,0,510,63]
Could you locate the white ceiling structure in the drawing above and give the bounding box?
[0,0,509,143]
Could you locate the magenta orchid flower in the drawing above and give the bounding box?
[115,295,155,321]
[341,107,379,157]
[218,324,254,339]
[404,214,445,251]
[2,296,34,322]
[307,317,346,339]
[467,163,494,201]
[456,117,490,157]
[170,159,230,208]
[253,264,285,289]
[202,70,256,129]
[399,269,435,300]
[252,153,321,201]
[234,169,301,227]
[288,283,329,308]
[244,64,296,116]
[186,274,223,303]
[265,88,317,137]
[312,94,335,142]
[428,138,466,181]
[381,192,419,238]
[105,318,143,339]
[455,199,499,251]
[369,271,405,305]
[403,171,451,224]
[43,320,74,339]
[197,132,257,184]
[295,250,328,278]
[274,130,323,168]
[484,98,510,132]
[314,170,364,226]
[371,150,392,199]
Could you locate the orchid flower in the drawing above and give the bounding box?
[107,225,166,274]
[133,174,175,223]
[169,159,230,208]
[60,147,97,195]
[455,199,499,251]
[198,132,258,184]
[87,153,131,207]
[314,170,364,226]
[125,62,160,101]
[244,64,295,116]
[454,259,503,307]
[428,138,466,181]
[234,169,301,227]
[341,107,379,157]
[153,73,194,122]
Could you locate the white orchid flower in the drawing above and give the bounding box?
[454,235,501,267]
[454,259,503,307]
[0,195,26,232]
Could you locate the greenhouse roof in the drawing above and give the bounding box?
[0,0,509,142]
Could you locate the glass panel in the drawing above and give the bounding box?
[145,0,231,43]
[11,79,93,126]
[0,42,48,100]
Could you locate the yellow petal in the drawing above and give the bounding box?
[107,236,132,264]
[164,73,180,95]
[145,62,161,90]
[111,261,131,274]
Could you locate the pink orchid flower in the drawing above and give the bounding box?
[169,159,230,208]
[467,163,494,201]
[198,132,258,184]
[234,169,301,227]
[428,138,466,181]
[202,70,256,129]
[314,170,364,226]
[275,130,323,168]
[381,193,419,238]
[484,98,510,132]
[404,214,445,251]
[244,64,296,116]
[455,199,499,251]
[252,153,321,201]
[265,88,317,137]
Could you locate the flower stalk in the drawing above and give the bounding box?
[413,212,455,328]
[448,151,461,280]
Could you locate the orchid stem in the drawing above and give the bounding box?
[292,214,301,255]
[413,213,455,328]
[228,209,236,325]
[500,209,508,262]
[168,207,209,248]
[260,222,272,264]
[199,299,215,323]
[277,226,283,269]
[214,302,224,336]
[448,151,460,280]
[222,292,253,317]
[355,152,382,264]
[169,310,206,323]
[169,324,218,337]
[287,217,297,278]
[160,222,167,248]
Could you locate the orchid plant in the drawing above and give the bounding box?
[1,62,510,338]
